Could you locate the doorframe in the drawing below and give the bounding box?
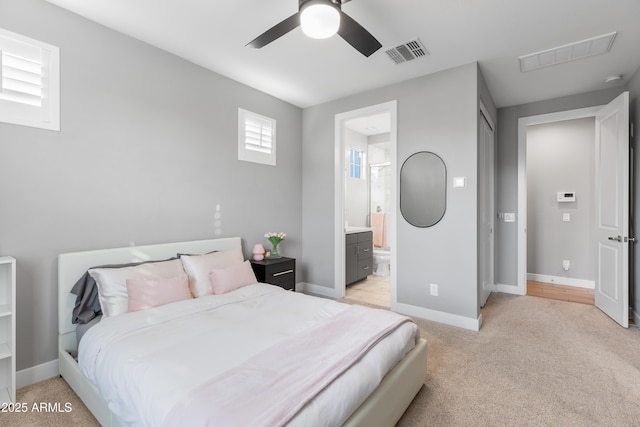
[516,105,603,295]
[334,100,398,307]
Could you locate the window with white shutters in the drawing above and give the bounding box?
[238,108,276,166]
[0,28,59,131]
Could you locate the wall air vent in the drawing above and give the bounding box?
[385,39,429,65]
[518,32,617,72]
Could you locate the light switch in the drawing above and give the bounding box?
[563,213,570,222]
[453,177,466,188]
[504,213,516,222]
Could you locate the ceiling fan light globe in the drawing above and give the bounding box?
[300,4,340,39]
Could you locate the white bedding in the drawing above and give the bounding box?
[79,284,419,426]
[79,283,419,426]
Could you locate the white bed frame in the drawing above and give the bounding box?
[58,237,427,426]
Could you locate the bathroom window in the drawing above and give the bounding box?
[349,149,364,179]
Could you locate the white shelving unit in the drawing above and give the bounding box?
[0,257,16,404]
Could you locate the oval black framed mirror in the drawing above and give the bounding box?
[400,151,447,227]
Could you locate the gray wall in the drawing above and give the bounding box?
[302,62,483,321]
[0,0,302,371]
[629,67,640,319]
[526,118,595,282]
[496,87,624,288]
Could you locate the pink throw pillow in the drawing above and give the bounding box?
[209,260,258,295]
[126,274,192,312]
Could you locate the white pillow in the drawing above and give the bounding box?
[89,258,185,318]
[180,247,244,297]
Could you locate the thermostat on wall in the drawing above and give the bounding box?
[557,191,576,202]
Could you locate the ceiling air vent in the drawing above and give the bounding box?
[386,39,429,65]
[518,32,617,72]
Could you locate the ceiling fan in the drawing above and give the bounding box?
[246,0,382,57]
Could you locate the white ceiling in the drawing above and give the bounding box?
[45,0,640,109]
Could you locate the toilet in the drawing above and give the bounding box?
[373,249,391,276]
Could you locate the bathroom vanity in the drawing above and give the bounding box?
[345,228,373,285]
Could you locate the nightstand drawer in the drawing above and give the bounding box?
[275,280,295,291]
[266,264,295,284]
[250,257,296,291]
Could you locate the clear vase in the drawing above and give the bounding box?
[269,242,281,259]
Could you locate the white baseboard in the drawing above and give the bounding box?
[298,282,481,331]
[395,302,482,331]
[17,359,59,389]
[295,282,339,298]
[527,273,595,289]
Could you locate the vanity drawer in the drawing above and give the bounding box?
[358,258,373,277]
[357,240,373,260]
[357,231,373,242]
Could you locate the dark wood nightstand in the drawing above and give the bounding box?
[250,257,296,291]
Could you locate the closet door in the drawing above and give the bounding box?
[479,109,495,307]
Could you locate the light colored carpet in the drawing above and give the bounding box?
[4,292,640,426]
[397,292,640,426]
[1,374,98,426]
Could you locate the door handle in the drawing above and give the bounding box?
[608,236,622,242]
[625,237,637,243]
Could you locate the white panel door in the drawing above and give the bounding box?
[595,91,629,328]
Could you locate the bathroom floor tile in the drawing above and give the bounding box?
[345,275,390,307]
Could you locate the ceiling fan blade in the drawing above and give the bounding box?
[337,10,382,57]
[246,13,301,49]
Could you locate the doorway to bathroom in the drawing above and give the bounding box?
[334,101,397,309]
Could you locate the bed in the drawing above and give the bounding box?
[58,237,427,426]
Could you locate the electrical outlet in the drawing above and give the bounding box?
[430,283,438,296]
[563,260,570,271]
